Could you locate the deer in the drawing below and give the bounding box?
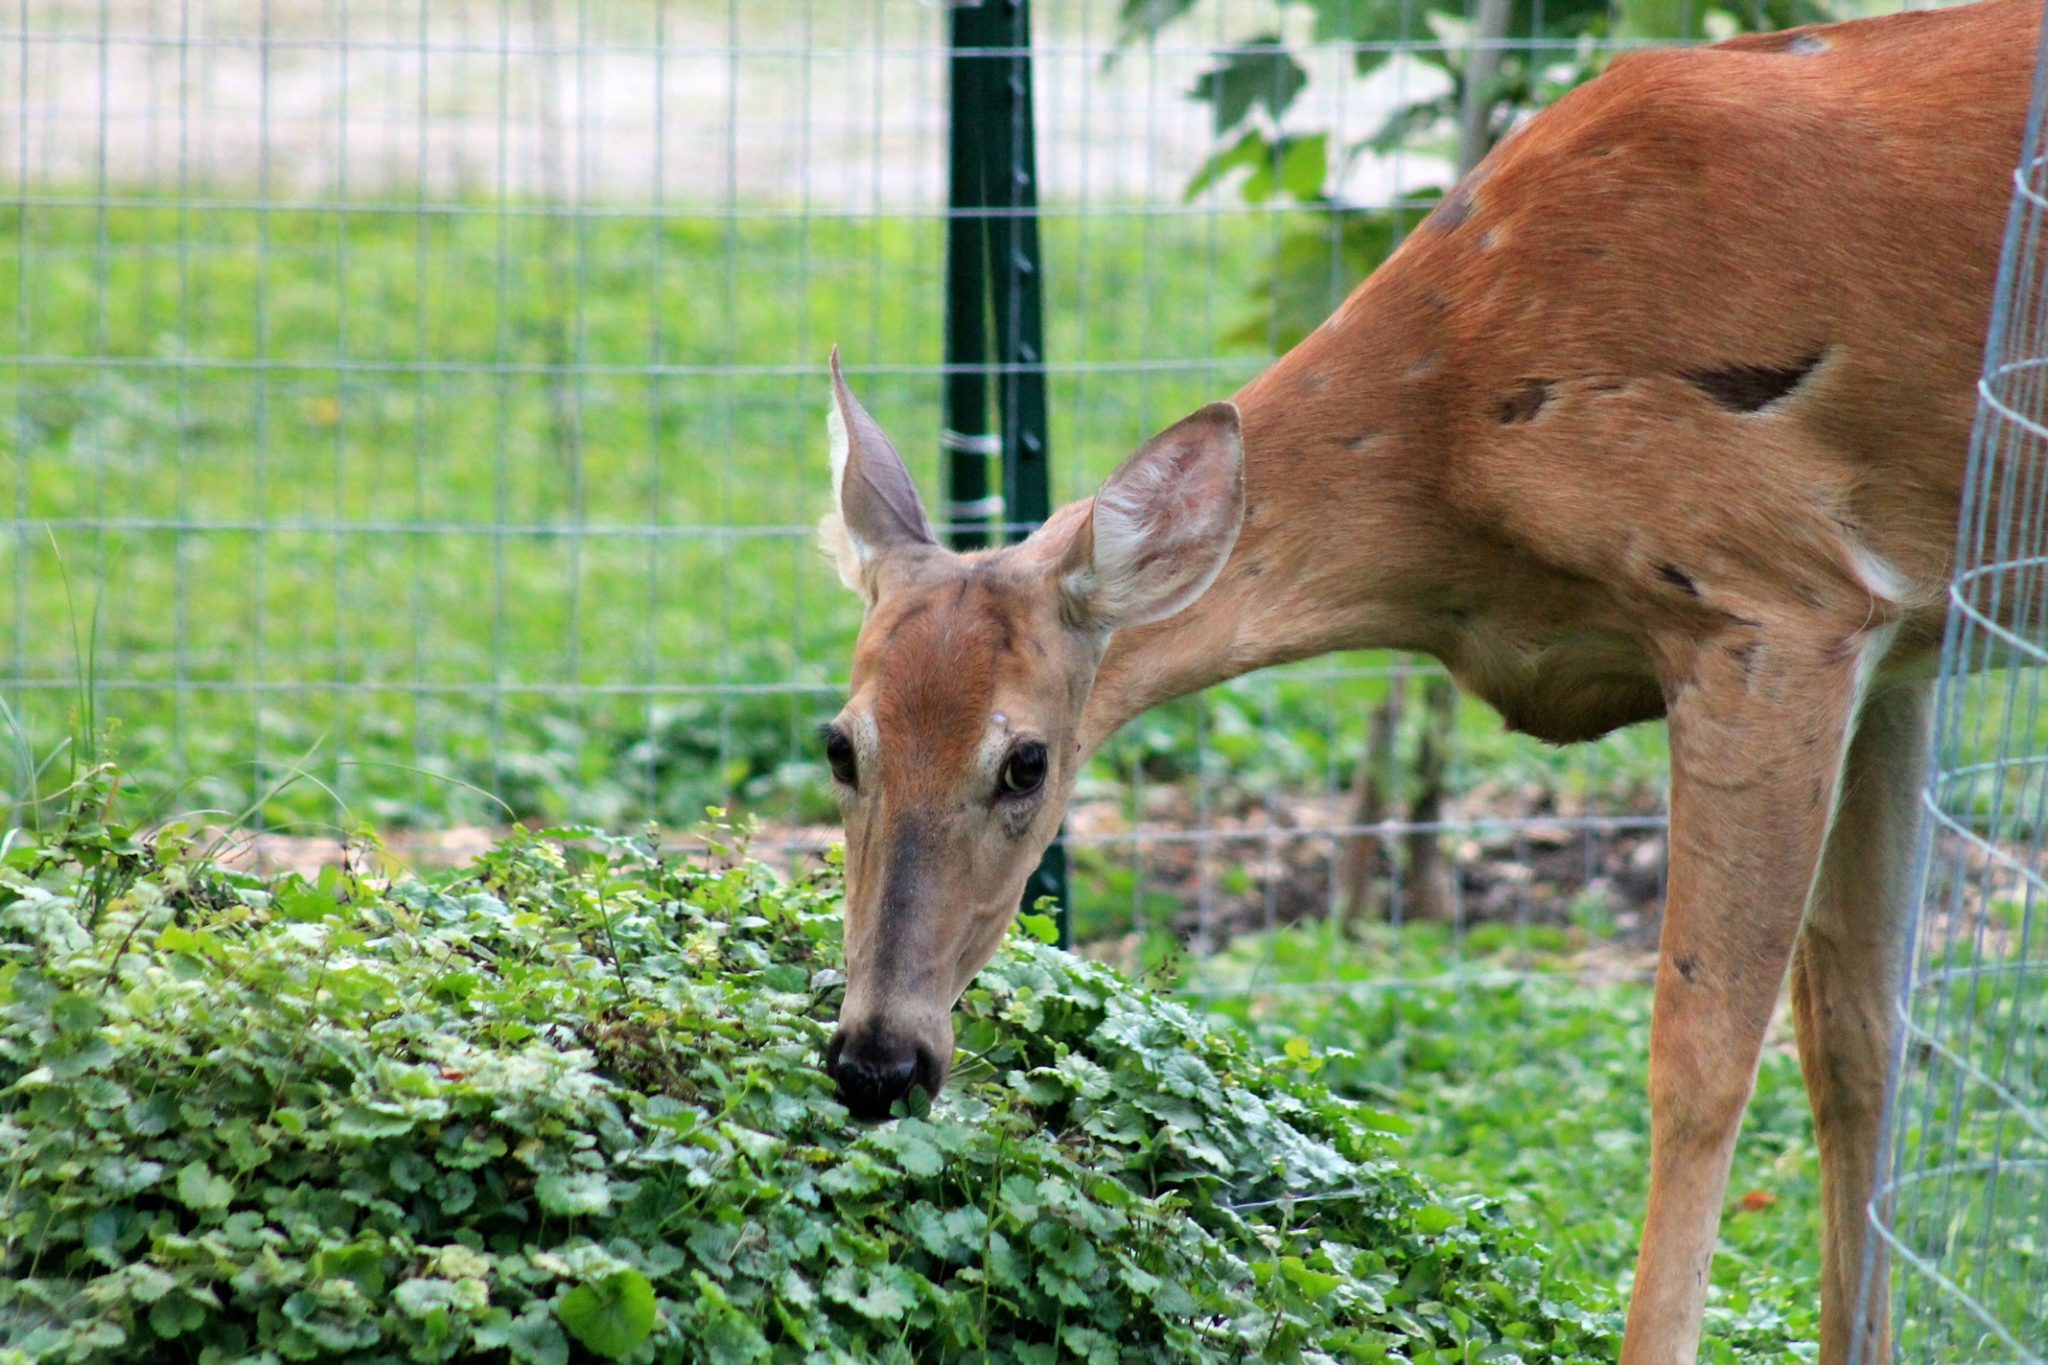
[813,1,2039,1360]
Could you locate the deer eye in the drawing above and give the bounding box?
[998,742,1048,798]
[822,727,858,788]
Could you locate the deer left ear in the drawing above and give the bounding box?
[820,347,938,597]
[1058,401,1244,630]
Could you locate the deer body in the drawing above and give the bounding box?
[819,4,2039,1362]
[1088,1,2029,752]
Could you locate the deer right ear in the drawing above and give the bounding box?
[820,347,937,598]
[1059,402,1244,630]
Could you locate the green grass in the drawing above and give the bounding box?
[1179,926,1823,1363]
[1,194,1673,848]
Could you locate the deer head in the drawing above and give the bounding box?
[817,349,1244,1119]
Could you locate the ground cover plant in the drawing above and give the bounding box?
[1,766,1621,1364]
[1182,926,1824,1364]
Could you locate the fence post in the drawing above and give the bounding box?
[944,0,1069,946]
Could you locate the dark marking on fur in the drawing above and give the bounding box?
[1346,431,1383,453]
[1656,564,1700,597]
[1684,352,1823,412]
[1498,380,1552,425]
[1674,954,1701,984]
[1430,186,1475,231]
[1244,561,1267,579]
[877,812,933,960]
[1586,378,1628,396]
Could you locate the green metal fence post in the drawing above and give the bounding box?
[942,4,997,554]
[943,0,1069,946]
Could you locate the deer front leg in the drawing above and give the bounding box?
[1795,678,1931,1365]
[1622,631,1871,1365]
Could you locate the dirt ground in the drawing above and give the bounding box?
[215,776,1673,957]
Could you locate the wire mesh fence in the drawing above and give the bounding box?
[1869,11,2048,1357]
[2,0,1714,977]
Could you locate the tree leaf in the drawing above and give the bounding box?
[1189,37,1308,134]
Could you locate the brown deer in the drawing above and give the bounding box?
[815,1,2039,1360]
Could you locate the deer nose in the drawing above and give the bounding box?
[825,1028,928,1122]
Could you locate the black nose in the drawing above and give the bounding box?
[826,1029,927,1122]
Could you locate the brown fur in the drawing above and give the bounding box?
[824,4,2039,1361]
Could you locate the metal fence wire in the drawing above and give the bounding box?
[2,0,1701,966]
[1867,12,2048,1360]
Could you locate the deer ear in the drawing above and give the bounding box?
[1060,402,1244,630]
[820,347,938,596]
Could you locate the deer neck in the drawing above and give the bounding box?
[1077,304,1465,757]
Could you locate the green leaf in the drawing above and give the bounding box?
[509,1310,571,1365]
[313,1242,390,1300]
[335,1103,416,1139]
[1189,36,1307,134]
[535,1170,612,1216]
[1016,912,1060,945]
[1279,1256,1345,1298]
[1114,0,1200,46]
[174,1160,234,1211]
[557,1269,658,1360]
[1414,1205,1466,1235]
[51,991,104,1032]
[825,1264,919,1322]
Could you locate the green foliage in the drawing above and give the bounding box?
[1183,925,1821,1363]
[1130,0,1856,350]
[1,786,1620,1362]
[0,203,1275,832]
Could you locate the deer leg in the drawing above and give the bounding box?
[1794,678,1931,1365]
[1622,632,1871,1365]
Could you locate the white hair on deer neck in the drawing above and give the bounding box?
[1847,541,1910,608]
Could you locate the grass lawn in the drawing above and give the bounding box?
[1,194,1672,854]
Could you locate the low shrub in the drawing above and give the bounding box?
[1,773,1615,1363]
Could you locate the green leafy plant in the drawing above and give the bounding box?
[1182,924,1822,1362]
[2,776,1619,1362]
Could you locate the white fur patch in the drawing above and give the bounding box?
[1812,621,1902,887]
[1847,542,1911,608]
[820,397,868,594]
[1079,453,1234,628]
